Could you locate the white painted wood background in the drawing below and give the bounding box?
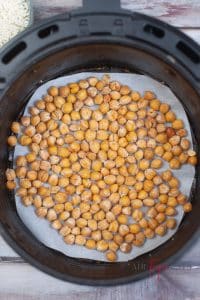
[0,1,200,299]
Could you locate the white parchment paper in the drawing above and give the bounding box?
[14,73,195,262]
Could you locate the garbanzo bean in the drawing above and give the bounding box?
[166,218,177,229]
[155,225,166,236]
[183,202,192,213]
[120,243,132,253]
[144,228,155,239]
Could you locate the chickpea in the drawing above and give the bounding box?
[168,177,179,188]
[20,116,30,127]
[139,159,150,170]
[6,180,16,190]
[7,135,17,146]
[120,243,132,253]
[165,111,176,122]
[169,158,180,169]
[155,225,166,236]
[59,225,71,237]
[47,208,58,222]
[112,235,122,247]
[144,228,155,239]
[51,220,62,230]
[151,159,163,169]
[132,209,143,222]
[148,218,158,230]
[36,207,47,218]
[96,240,108,252]
[59,86,70,99]
[183,202,192,213]
[107,242,119,254]
[172,119,184,130]
[167,196,177,207]
[131,91,141,101]
[101,230,112,241]
[133,232,145,247]
[64,234,75,245]
[179,152,188,164]
[188,156,197,166]
[155,212,166,224]
[143,198,155,207]
[117,214,128,225]
[176,193,186,205]
[165,207,177,216]
[166,218,177,229]
[74,235,86,246]
[26,152,36,163]
[6,169,16,181]
[85,239,96,249]
[65,218,76,229]
[131,199,143,209]
[10,121,21,134]
[106,250,117,262]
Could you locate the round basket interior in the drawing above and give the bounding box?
[0,35,199,285]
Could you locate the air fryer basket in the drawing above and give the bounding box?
[0,0,199,285]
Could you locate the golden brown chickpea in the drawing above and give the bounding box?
[179,152,188,164]
[102,230,113,241]
[144,169,156,180]
[155,133,167,144]
[155,225,167,236]
[133,232,146,247]
[120,242,132,253]
[6,180,16,190]
[165,207,177,216]
[147,207,157,218]
[166,218,177,229]
[155,203,166,213]
[26,152,36,163]
[132,209,143,222]
[85,239,96,249]
[11,121,21,134]
[144,91,155,100]
[160,103,170,114]
[172,119,184,130]
[148,218,158,230]
[165,111,176,122]
[151,159,163,169]
[144,228,155,239]
[64,234,75,245]
[188,156,197,166]
[143,198,155,207]
[59,225,71,236]
[75,235,86,246]
[36,207,48,218]
[155,212,166,224]
[7,135,17,146]
[176,194,186,205]
[131,91,141,101]
[48,86,58,97]
[169,158,180,169]
[71,226,81,236]
[106,250,117,262]
[6,169,16,181]
[183,202,192,213]
[20,116,30,127]
[96,240,108,252]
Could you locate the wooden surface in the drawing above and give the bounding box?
[1,0,200,299]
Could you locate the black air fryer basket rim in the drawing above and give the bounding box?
[0,0,199,285]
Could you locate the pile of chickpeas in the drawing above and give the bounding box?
[6,74,197,262]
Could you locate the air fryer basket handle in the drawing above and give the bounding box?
[82,0,121,11]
